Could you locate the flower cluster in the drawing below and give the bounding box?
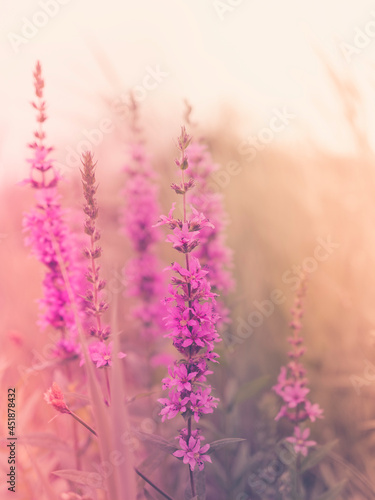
[122,142,164,338]
[23,61,84,359]
[186,140,234,326]
[157,127,220,472]
[80,152,125,368]
[272,279,323,456]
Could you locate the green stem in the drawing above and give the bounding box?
[135,468,176,500]
[69,410,98,437]
[181,159,196,499]
[187,417,196,497]
[293,452,302,500]
[189,466,196,498]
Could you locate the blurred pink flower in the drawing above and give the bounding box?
[305,400,324,422]
[89,341,126,368]
[282,383,310,408]
[286,427,316,457]
[186,140,235,327]
[122,141,165,339]
[273,279,323,455]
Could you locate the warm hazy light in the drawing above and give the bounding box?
[1,0,375,184]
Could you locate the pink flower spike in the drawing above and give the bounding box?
[159,127,221,474]
[23,62,86,356]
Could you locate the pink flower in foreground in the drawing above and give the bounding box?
[286,427,317,457]
[158,127,220,473]
[44,382,70,414]
[173,436,211,471]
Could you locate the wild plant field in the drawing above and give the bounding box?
[2,2,375,500]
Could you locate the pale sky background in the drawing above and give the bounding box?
[1,0,375,184]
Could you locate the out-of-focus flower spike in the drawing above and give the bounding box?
[121,100,165,340]
[183,118,234,329]
[80,152,118,371]
[272,277,323,456]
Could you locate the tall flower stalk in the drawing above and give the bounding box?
[186,140,234,327]
[80,152,125,400]
[122,122,164,343]
[157,127,220,496]
[23,61,84,360]
[273,279,324,498]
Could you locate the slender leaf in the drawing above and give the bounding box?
[110,303,138,498]
[316,480,347,500]
[53,241,118,498]
[126,392,155,404]
[208,438,246,454]
[18,433,69,451]
[134,430,178,454]
[301,440,339,473]
[82,347,116,496]
[52,469,105,489]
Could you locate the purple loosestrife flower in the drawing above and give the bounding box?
[89,341,126,368]
[186,140,234,326]
[157,127,220,479]
[286,427,316,457]
[173,436,212,471]
[122,141,164,339]
[80,152,125,371]
[23,61,84,358]
[272,279,323,456]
